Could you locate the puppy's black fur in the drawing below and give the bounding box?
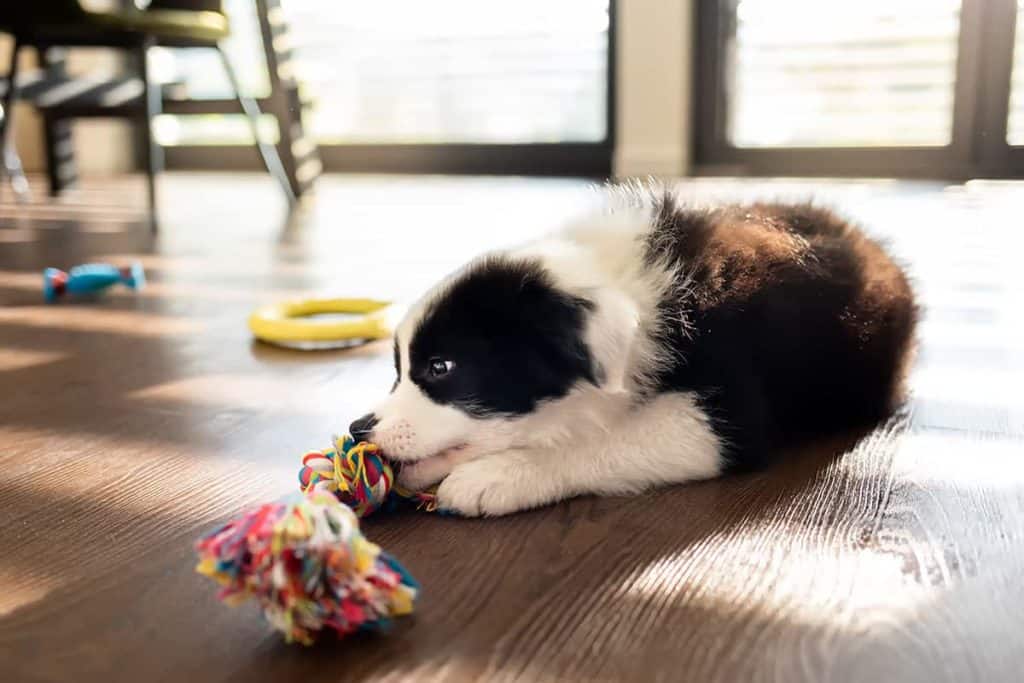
[644,196,917,470]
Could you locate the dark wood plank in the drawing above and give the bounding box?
[0,174,1022,682]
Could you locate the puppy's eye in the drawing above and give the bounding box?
[428,357,454,377]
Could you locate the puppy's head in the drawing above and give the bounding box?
[351,255,599,476]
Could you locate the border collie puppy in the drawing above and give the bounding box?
[350,188,917,516]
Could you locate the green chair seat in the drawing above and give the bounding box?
[0,0,304,219]
[88,8,230,43]
[7,7,229,47]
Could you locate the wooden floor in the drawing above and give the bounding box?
[1,174,1022,682]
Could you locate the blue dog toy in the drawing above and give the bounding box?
[43,263,145,302]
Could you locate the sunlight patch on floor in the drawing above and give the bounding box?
[0,569,54,617]
[0,348,66,372]
[896,430,1024,490]
[0,425,296,500]
[0,306,202,336]
[0,228,39,243]
[623,532,939,630]
[127,373,345,414]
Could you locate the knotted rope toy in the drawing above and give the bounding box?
[195,491,418,645]
[298,435,438,517]
[195,434,437,644]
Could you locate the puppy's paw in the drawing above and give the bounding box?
[436,454,547,517]
[397,456,454,491]
[396,446,476,491]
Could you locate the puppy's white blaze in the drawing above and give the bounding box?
[376,292,480,465]
[372,377,471,462]
[394,322,413,384]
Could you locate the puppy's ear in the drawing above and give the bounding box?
[579,287,639,392]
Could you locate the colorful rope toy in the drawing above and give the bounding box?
[298,435,438,516]
[194,491,418,645]
[195,434,437,644]
[43,262,145,302]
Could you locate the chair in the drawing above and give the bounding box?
[0,0,299,227]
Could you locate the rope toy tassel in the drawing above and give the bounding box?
[194,491,418,645]
[297,434,437,517]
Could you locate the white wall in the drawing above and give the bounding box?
[614,0,694,178]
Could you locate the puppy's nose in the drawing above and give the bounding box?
[349,413,379,443]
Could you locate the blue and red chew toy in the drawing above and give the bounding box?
[43,262,145,302]
[194,435,438,644]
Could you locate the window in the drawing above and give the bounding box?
[696,0,1024,178]
[727,0,961,149]
[287,0,608,145]
[156,0,612,174]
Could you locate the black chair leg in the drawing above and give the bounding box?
[216,44,295,207]
[42,48,76,197]
[1,38,30,202]
[138,40,163,231]
[44,115,76,197]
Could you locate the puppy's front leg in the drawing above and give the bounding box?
[436,392,724,516]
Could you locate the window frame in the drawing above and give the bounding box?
[165,1,616,178]
[693,0,1023,180]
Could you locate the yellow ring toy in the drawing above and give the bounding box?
[249,298,394,349]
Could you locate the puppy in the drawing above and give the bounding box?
[350,188,917,516]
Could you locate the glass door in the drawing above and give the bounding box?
[695,0,1023,178]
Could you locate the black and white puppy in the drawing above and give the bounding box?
[350,189,917,516]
